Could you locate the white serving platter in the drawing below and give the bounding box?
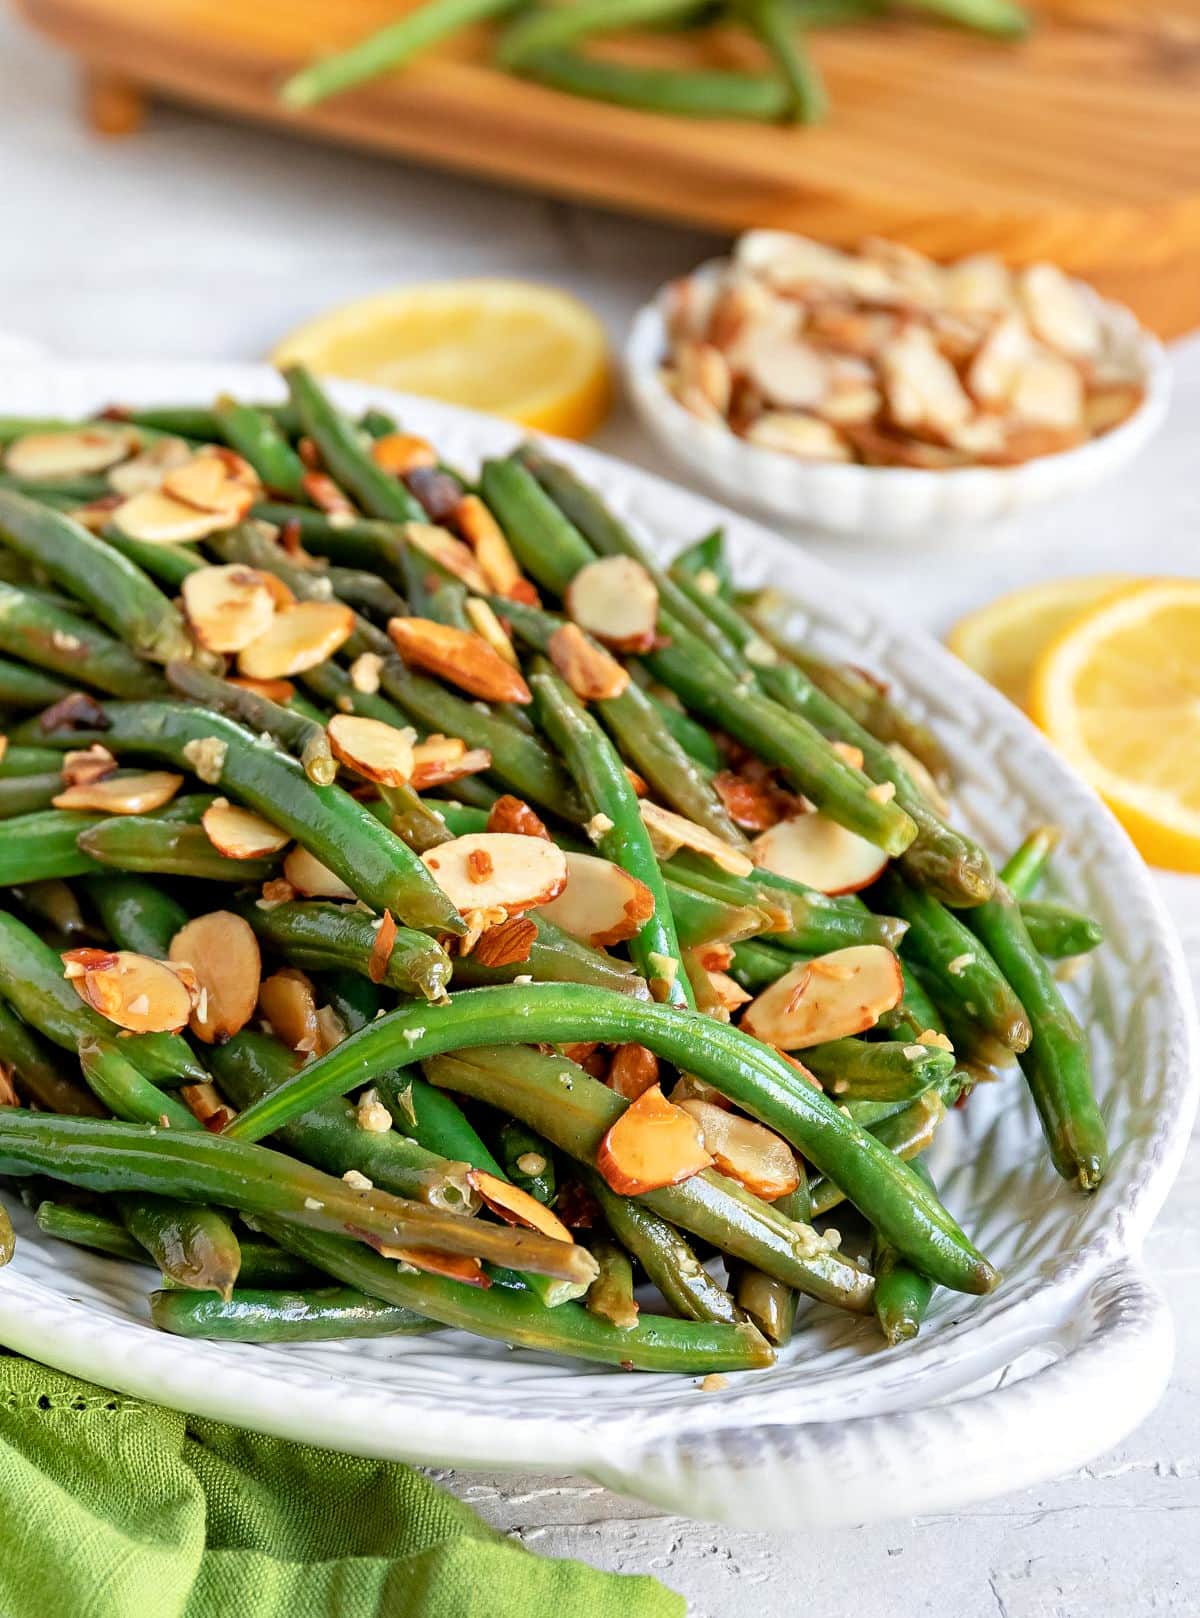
[0,362,1194,1529]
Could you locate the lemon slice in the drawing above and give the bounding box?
[1029,579,1200,871]
[946,574,1135,710]
[272,279,613,440]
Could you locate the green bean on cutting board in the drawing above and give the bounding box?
[0,378,1111,1375]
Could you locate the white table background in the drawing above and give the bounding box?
[2,15,1198,1613]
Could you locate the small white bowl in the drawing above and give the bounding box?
[625,260,1170,546]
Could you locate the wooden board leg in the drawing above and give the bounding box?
[82,66,147,137]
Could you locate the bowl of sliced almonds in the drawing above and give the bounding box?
[626,233,1168,543]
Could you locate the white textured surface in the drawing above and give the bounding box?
[2,13,1199,1609]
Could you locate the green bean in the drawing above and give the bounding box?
[249,503,410,580]
[283,367,426,522]
[665,880,770,949]
[106,404,222,439]
[584,1237,640,1331]
[213,395,307,498]
[740,0,827,121]
[119,1194,242,1297]
[166,661,336,786]
[533,666,693,1008]
[497,0,701,65]
[494,1118,556,1205]
[879,960,947,1040]
[670,527,732,598]
[78,1038,200,1131]
[0,656,73,710]
[0,809,103,883]
[872,1159,938,1345]
[0,490,193,664]
[0,1110,599,1284]
[809,1083,951,1217]
[586,1168,741,1325]
[266,1213,771,1371]
[519,49,790,119]
[0,907,207,1085]
[0,1001,106,1117]
[0,473,111,502]
[1001,826,1060,898]
[909,0,1029,37]
[877,871,1031,1052]
[454,914,650,997]
[0,745,70,778]
[802,1037,957,1100]
[0,579,158,697]
[150,1284,433,1342]
[0,773,61,818]
[36,1200,143,1262]
[323,566,409,625]
[281,0,521,107]
[1020,900,1104,960]
[732,1265,797,1347]
[728,936,793,992]
[424,1044,873,1309]
[236,1235,322,1289]
[82,873,188,958]
[963,882,1107,1191]
[101,527,204,590]
[235,899,452,1002]
[78,815,277,884]
[640,685,723,770]
[36,701,464,934]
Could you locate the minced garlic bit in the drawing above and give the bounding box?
[182,735,228,785]
[694,568,721,597]
[865,780,897,804]
[698,1373,728,1392]
[946,952,975,976]
[743,635,778,667]
[516,1151,547,1176]
[342,1169,374,1191]
[919,1028,954,1052]
[823,1227,842,1250]
[584,812,615,843]
[513,974,533,985]
[402,1027,426,1045]
[902,1044,929,1060]
[51,630,82,652]
[356,1088,393,1133]
[350,652,384,694]
[303,1197,324,1211]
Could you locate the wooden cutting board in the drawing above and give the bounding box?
[17,0,1200,335]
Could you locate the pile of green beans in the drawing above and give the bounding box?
[0,371,1107,1372]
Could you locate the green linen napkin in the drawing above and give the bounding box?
[0,1353,683,1618]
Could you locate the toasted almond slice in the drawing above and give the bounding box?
[63,947,195,1033]
[713,769,790,833]
[941,253,1015,315]
[107,435,193,496]
[422,832,566,913]
[180,1080,236,1132]
[743,412,851,462]
[169,911,261,1044]
[228,675,296,703]
[258,966,320,1052]
[181,564,278,654]
[703,968,753,1019]
[564,556,659,654]
[1018,263,1101,359]
[367,910,398,984]
[410,743,491,791]
[464,597,519,667]
[467,1168,574,1243]
[470,914,537,967]
[608,1042,659,1102]
[546,622,629,702]
[966,313,1033,406]
[238,601,355,679]
[327,713,416,787]
[485,795,551,840]
[596,1084,713,1196]
[5,426,135,480]
[879,326,973,442]
[1007,349,1084,430]
[282,844,357,901]
[639,800,752,877]
[1084,381,1144,436]
[677,1098,800,1201]
[163,448,262,516]
[111,489,235,544]
[61,744,118,788]
[302,470,355,515]
[740,944,903,1049]
[315,1003,348,1055]
[387,616,532,705]
[404,522,488,593]
[537,851,655,948]
[202,798,290,859]
[53,770,182,815]
[742,332,828,412]
[453,495,523,595]
[380,1246,490,1287]
[751,811,888,896]
[371,433,437,475]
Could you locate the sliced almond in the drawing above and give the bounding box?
[202,798,290,859]
[639,800,752,877]
[1084,381,1144,436]
[608,1042,659,1102]
[941,254,1015,315]
[965,313,1033,407]
[467,1168,574,1243]
[421,832,566,913]
[742,332,828,412]
[464,596,519,668]
[111,489,234,545]
[61,744,118,788]
[546,622,629,702]
[751,812,888,895]
[537,851,654,948]
[107,435,193,496]
[410,742,491,791]
[53,770,182,815]
[238,601,355,679]
[404,522,488,593]
[713,769,792,833]
[1007,350,1084,430]
[169,911,261,1044]
[163,448,261,517]
[371,432,437,476]
[315,1003,348,1055]
[694,966,753,1021]
[486,795,551,840]
[258,966,320,1053]
[388,616,531,705]
[327,713,416,787]
[5,426,134,480]
[564,556,659,654]
[282,844,357,901]
[677,1097,800,1201]
[181,565,277,654]
[595,1084,713,1196]
[180,1081,236,1132]
[743,412,851,462]
[63,947,196,1033]
[379,1246,490,1287]
[470,914,537,967]
[740,944,904,1049]
[453,495,524,596]
[228,675,296,703]
[879,326,973,442]
[675,340,732,415]
[1018,263,1101,359]
[302,471,355,516]
[366,909,398,984]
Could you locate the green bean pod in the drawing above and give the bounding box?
[583,1238,640,1331]
[100,527,204,590]
[802,1037,957,1101]
[149,1284,433,1343]
[0,809,104,884]
[0,1001,106,1117]
[809,1084,951,1217]
[284,367,426,523]
[731,1265,797,1347]
[234,899,452,1002]
[0,773,61,818]
[1019,900,1104,960]
[872,1159,938,1345]
[35,1200,144,1262]
[0,656,74,711]
[78,815,278,884]
[78,1038,200,1131]
[0,745,68,778]
[118,1194,243,1298]
[0,579,157,697]
[1001,826,1060,898]
[494,1118,556,1205]
[166,661,336,786]
[213,395,307,498]
[82,873,188,959]
[451,914,650,997]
